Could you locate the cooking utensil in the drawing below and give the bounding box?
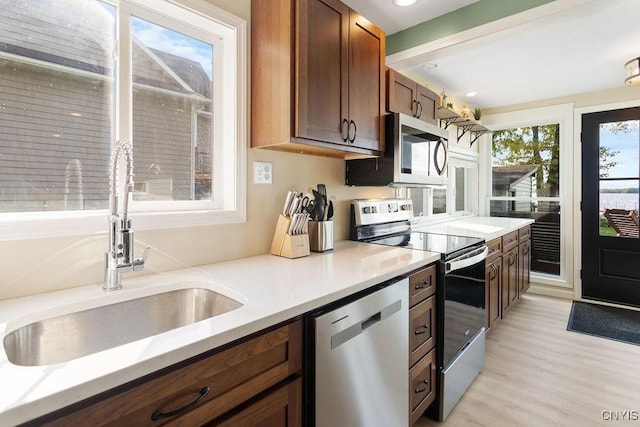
[327,200,334,220]
[311,189,326,221]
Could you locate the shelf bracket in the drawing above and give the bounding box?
[469,129,490,146]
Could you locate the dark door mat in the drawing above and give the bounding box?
[567,301,640,346]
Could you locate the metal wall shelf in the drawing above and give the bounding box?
[437,107,491,146]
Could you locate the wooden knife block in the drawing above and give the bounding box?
[270,214,310,259]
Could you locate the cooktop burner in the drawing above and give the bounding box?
[366,232,485,261]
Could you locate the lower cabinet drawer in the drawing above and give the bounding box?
[409,264,437,307]
[216,377,302,426]
[39,320,303,427]
[409,296,435,367]
[410,349,436,425]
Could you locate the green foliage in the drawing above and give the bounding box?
[473,107,482,120]
[492,124,560,196]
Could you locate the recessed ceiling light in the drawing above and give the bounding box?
[393,0,418,7]
[466,91,478,97]
[423,62,437,70]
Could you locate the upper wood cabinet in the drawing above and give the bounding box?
[387,68,437,125]
[251,0,385,158]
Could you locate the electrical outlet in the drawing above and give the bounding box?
[253,161,273,184]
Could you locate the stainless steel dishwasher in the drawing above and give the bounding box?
[305,277,409,427]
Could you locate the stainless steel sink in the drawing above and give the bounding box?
[3,287,243,366]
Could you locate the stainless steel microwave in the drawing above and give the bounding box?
[346,113,449,186]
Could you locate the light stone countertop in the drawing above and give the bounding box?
[412,216,535,241]
[0,241,439,426]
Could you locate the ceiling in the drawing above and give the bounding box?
[343,0,640,109]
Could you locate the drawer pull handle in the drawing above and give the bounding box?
[415,380,429,393]
[414,280,430,290]
[414,325,429,335]
[151,386,209,421]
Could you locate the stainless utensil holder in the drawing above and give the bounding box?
[309,220,333,252]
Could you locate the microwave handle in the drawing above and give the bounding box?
[434,138,447,176]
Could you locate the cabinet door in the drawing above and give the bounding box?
[38,320,303,426]
[415,84,437,125]
[296,0,349,145]
[348,12,385,151]
[409,349,436,425]
[387,68,418,117]
[485,257,502,331]
[216,377,302,427]
[409,296,435,367]
[519,239,531,295]
[502,247,518,315]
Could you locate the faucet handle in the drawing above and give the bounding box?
[132,246,151,271]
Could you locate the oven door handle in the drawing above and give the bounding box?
[446,246,488,273]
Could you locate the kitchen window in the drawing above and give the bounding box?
[482,103,574,290]
[0,0,246,240]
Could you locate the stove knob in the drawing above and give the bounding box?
[371,206,377,213]
[363,206,371,214]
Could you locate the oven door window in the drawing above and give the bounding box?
[443,259,485,364]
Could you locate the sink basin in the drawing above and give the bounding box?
[3,287,243,366]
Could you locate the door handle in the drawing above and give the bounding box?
[151,386,209,420]
[414,279,431,290]
[412,99,418,117]
[433,138,447,175]
[415,379,429,393]
[348,120,357,143]
[341,118,349,142]
[416,101,423,119]
[414,324,429,335]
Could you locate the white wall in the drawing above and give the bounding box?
[0,0,395,300]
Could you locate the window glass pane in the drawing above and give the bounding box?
[491,123,561,277]
[599,180,639,238]
[0,0,115,212]
[598,121,639,238]
[492,125,560,198]
[130,16,213,202]
[490,200,561,276]
[433,187,446,214]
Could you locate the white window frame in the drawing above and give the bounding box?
[0,0,247,240]
[480,103,574,292]
[447,145,478,215]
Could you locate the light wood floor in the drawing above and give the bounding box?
[415,294,640,427]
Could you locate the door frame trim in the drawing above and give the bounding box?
[573,99,640,305]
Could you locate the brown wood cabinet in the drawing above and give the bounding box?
[31,319,303,427]
[518,226,531,295]
[407,263,437,425]
[485,225,532,333]
[251,0,385,158]
[387,68,437,125]
[485,238,502,333]
[502,246,519,316]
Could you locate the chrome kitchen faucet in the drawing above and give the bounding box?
[104,139,150,291]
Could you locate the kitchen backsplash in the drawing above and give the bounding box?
[0,148,394,300]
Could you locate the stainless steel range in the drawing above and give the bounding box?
[350,198,488,421]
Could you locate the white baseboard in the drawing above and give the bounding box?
[528,283,574,300]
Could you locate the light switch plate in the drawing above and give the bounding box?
[253,161,272,184]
